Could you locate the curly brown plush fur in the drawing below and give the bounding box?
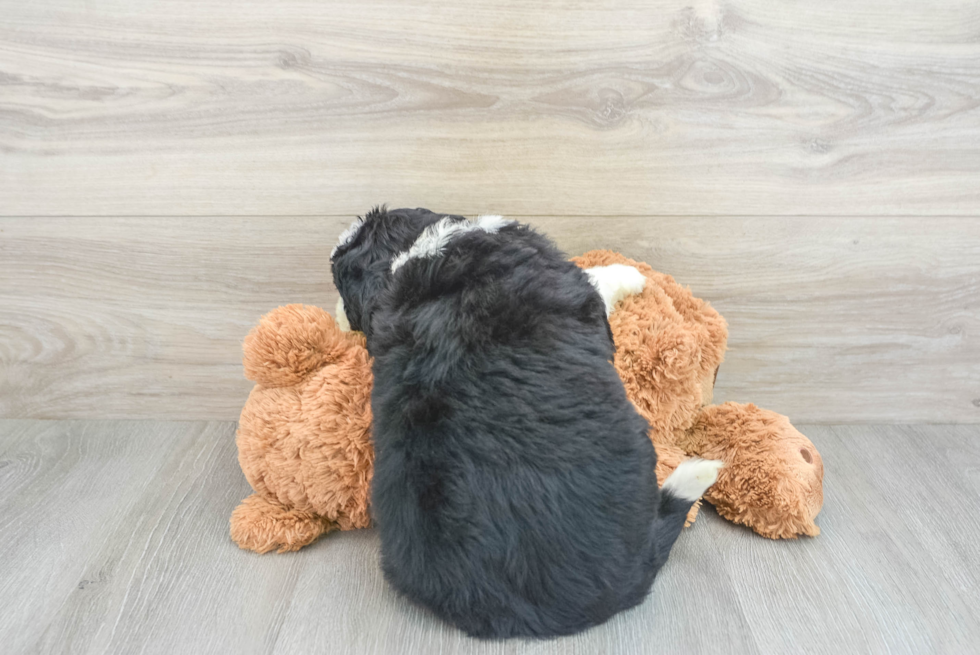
[231,251,823,553]
[572,251,822,538]
[234,305,374,552]
[682,402,823,538]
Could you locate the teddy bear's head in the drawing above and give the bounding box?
[683,402,823,538]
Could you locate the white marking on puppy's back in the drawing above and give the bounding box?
[584,264,647,315]
[661,458,723,502]
[390,218,469,273]
[331,217,365,259]
[391,215,515,273]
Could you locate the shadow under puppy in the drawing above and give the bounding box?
[331,207,721,639]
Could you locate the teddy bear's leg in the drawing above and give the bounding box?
[230,493,334,554]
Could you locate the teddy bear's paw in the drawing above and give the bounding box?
[585,264,647,315]
[230,494,334,554]
[661,458,724,502]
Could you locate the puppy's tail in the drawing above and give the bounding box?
[661,458,723,507]
[653,459,723,564]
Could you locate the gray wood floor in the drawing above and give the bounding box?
[2,421,978,654]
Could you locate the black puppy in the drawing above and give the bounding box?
[331,207,721,639]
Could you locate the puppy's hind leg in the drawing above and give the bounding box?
[584,264,647,315]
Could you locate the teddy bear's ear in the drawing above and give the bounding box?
[243,304,365,388]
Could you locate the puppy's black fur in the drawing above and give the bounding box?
[332,207,699,639]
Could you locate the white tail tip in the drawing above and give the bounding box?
[662,458,723,502]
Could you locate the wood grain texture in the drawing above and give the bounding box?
[1,420,978,654]
[2,0,979,216]
[2,216,978,422]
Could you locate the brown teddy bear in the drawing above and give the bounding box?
[573,251,824,538]
[231,251,823,554]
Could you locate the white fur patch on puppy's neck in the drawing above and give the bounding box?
[331,217,366,260]
[390,214,514,273]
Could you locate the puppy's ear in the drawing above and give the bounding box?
[331,216,367,261]
[331,208,389,334]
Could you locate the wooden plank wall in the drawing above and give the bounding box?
[1,0,979,422]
